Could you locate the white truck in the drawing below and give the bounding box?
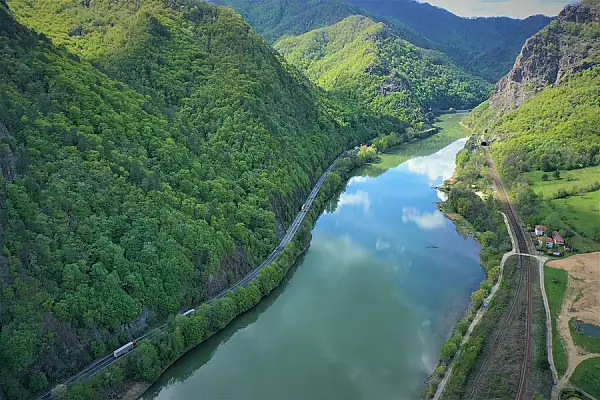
[113,340,136,358]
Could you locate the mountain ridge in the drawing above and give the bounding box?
[212,0,552,81]
[274,15,492,127]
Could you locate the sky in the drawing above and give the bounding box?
[420,0,573,18]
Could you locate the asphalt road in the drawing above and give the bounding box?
[39,159,341,399]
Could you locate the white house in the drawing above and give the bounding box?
[535,225,548,236]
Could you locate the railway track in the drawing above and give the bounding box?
[468,151,533,400]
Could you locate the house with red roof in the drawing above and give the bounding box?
[552,231,565,246]
[538,236,554,249]
[535,225,548,236]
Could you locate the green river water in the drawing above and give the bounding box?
[142,114,483,400]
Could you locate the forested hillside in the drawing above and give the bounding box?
[274,16,491,128]
[211,0,360,42]
[0,1,403,397]
[465,0,600,177]
[347,0,552,81]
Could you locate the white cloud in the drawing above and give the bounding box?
[405,138,467,184]
[402,207,447,230]
[336,190,371,213]
[348,175,369,186]
[421,0,570,18]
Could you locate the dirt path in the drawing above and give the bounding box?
[547,253,600,395]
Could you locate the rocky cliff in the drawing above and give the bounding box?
[489,0,600,114]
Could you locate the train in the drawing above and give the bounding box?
[182,309,195,317]
[113,340,136,358]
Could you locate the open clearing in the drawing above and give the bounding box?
[545,266,569,377]
[523,166,600,200]
[570,357,600,399]
[546,252,600,394]
[551,191,600,240]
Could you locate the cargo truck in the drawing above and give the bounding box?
[113,340,136,358]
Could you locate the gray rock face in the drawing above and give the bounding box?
[488,1,600,114]
[378,72,409,96]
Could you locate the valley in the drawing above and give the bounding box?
[141,114,483,400]
[1,0,599,399]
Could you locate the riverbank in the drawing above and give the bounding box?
[139,114,484,400]
[423,144,512,398]
[431,128,556,399]
[58,149,364,399]
[59,116,474,400]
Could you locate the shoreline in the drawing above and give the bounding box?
[56,120,457,400]
[131,123,457,399]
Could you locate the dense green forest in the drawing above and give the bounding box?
[0,0,409,397]
[212,0,361,42]
[213,0,551,82]
[347,0,552,81]
[274,16,492,129]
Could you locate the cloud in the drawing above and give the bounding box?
[402,207,447,230]
[421,0,570,18]
[336,190,371,213]
[348,175,369,186]
[405,138,467,184]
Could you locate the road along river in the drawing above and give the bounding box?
[142,114,484,400]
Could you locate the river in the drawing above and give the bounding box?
[142,114,484,400]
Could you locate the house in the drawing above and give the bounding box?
[552,231,565,246]
[535,225,548,236]
[538,236,553,248]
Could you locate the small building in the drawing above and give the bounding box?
[539,236,553,249]
[552,231,565,246]
[535,225,548,236]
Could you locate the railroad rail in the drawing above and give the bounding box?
[468,151,532,399]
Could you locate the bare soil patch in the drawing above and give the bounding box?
[547,252,600,388]
[547,252,599,326]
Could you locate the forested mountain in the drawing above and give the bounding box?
[211,0,361,42]
[274,15,492,128]
[0,0,403,397]
[212,0,552,82]
[465,0,600,178]
[347,0,553,82]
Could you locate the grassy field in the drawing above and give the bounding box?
[551,190,600,240]
[570,318,600,355]
[570,357,600,398]
[537,201,600,253]
[544,266,569,377]
[523,165,600,200]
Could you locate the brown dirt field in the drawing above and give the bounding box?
[547,252,600,389]
[547,252,600,326]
